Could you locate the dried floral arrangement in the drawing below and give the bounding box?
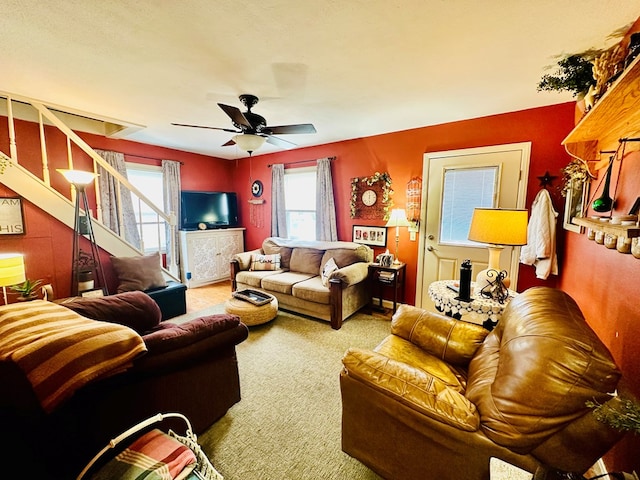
[560,159,592,197]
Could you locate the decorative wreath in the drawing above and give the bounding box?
[350,171,393,220]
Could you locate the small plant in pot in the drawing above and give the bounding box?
[11,278,43,301]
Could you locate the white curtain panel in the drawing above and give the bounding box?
[271,164,288,238]
[316,158,338,241]
[96,149,141,249]
[162,159,181,268]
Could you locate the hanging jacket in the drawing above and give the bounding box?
[520,189,558,279]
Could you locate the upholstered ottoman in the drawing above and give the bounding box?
[224,293,278,326]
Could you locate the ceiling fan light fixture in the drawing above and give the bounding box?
[233,134,266,154]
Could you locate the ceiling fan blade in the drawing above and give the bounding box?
[266,123,316,135]
[171,123,239,133]
[266,135,297,149]
[222,139,236,147]
[217,103,251,128]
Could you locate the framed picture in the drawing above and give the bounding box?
[563,177,589,233]
[352,225,387,247]
[81,288,105,298]
[0,197,25,235]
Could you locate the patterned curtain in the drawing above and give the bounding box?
[316,158,338,241]
[270,164,288,238]
[96,149,141,249]
[162,159,181,270]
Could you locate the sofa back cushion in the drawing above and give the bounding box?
[59,291,162,334]
[320,245,373,271]
[465,287,620,452]
[262,238,293,269]
[111,252,167,293]
[290,248,325,275]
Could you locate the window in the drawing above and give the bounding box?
[126,163,166,252]
[440,166,498,246]
[284,167,316,240]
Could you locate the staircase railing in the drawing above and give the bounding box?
[0,92,179,277]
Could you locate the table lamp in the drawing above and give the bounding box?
[385,208,411,264]
[467,208,528,297]
[0,253,26,304]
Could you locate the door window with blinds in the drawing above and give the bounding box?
[439,166,499,246]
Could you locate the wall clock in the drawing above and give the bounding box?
[350,172,393,220]
[362,189,377,206]
[251,180,263,197]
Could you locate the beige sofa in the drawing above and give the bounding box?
[230,237,373,329]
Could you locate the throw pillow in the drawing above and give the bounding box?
[111,252,167,293]
[321,257,339,286]
[250,253,281,271]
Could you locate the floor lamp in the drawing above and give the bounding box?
[385,208,411,264]
[467,208,528,299]
[0,253,26,304]
[58,169,108,297]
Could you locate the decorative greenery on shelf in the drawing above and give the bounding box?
[537,54,597,97]
[350,171,393,220]
[587,396,640,434]
[11,278,43,301]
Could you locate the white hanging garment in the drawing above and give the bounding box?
[520,188,558,280]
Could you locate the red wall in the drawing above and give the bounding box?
[233,103,574,305]
[0,119,234,297]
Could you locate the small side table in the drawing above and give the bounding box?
[428,280,517,330]
[368,262,406,314]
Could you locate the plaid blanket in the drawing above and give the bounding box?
[91,429,197,480]
[0,300,146,413]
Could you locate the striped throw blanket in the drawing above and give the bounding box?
[0,300,147,413]
[90,429,197,480]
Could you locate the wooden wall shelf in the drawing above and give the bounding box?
[563,55,640,155]
[572,218,640,239]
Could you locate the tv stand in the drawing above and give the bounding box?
[180,228,245,287]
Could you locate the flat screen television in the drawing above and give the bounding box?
[180,191,239,230]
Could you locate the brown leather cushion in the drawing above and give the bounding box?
[466,287,621,451]
[111,253,167,293]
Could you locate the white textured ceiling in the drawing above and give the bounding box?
[1,1,639,159]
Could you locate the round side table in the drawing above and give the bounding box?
[427,280,517,330]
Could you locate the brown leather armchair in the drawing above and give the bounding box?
[340,287,625,480]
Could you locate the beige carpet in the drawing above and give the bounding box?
[180,305,388,480]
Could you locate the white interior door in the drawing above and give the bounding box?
[416,143,530,308]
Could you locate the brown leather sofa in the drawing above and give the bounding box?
[340,287,625,480]
[0,291,248,479]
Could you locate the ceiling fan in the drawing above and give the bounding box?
[172,94,316,154]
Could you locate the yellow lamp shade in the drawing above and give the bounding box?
[468,208,528,246]
[0,253,26,287]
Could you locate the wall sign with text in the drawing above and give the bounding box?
[0,197,25,235]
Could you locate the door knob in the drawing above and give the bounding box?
[427,234,435,240]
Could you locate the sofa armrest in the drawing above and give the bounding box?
[134,314,248,373]
[231,249,263,271]
[330,262,369,287]
[342,348,479,431]
[390,304,489,367]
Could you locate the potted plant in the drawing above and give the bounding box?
[11,278,43,301]
[587,396,640,434]
[537,54,597,98]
